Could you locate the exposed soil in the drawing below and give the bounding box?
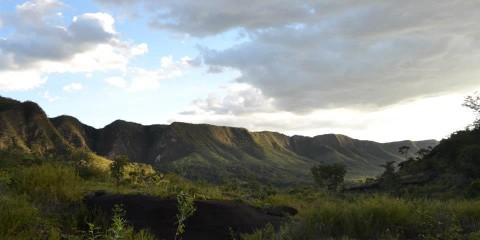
[85,193,292,240]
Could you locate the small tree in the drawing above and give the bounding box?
[311,163,347,192]
[398,146,410,161]
[110,155,129,188]
[463,91,480,129]
[379,161,400,191]
[175,191,196,240]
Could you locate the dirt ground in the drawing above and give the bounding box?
[85,193,292,240]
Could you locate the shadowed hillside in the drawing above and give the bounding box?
[0,96,438,185]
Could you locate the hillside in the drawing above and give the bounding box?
[0,97,70,154]
[0,96,438,185]
[382,127,480,196]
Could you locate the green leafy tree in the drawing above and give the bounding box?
[398,146,410,161]
[311,163,347,192]
[463,91,480,128]
[109,155,129,188]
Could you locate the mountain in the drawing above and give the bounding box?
[0,96,438,185]
[0,97,70,154]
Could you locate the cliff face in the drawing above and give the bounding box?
[0,96,439,185]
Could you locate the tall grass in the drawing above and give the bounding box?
[243,195,480,240]
[11,162,84,204]
[0,194,39,239]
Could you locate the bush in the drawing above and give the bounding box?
[11,162,84,204]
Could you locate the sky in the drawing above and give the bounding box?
[0,0,479,142]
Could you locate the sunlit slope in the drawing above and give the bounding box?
[0,97,68,154]
[0,96,438,185]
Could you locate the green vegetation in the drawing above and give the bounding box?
[3,146,480,239]
[311,163,346,191]
[242,195,480,240]
[110,155,129,188]
[174,191,196,240]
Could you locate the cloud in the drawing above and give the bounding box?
[95,0,480,113]
[94,0,332,37]
[182,83,275,115]
[63,82,83,91]
[195,1,480,112]
[0,0,149,90]
[43,90,59,102]
[130,43,148,56]
[0,70,47,91]
[104,56,191,92]
[1,5,115,68]
[105,76,127,88]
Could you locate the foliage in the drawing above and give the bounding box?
[398,146,410,161]
[416,147,432,160]
[175,191,196,240]
[106,205,130,240]
[110,155,129,188]
[379,161,400,191]
[463,91,480,128]
[311,163,347,191]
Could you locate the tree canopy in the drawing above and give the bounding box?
[110,155,129,188]
[311,163,347,191]
[463,91,480,128]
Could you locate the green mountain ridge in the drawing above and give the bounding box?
[0,96,438,185]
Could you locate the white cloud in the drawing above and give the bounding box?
[43,90,59,102]
[0,70,47,91]
[63,82,83,91]
[182,83,275,115]
[128,69,161,92]
[130,43,148,56]
[0,0,150,91]
[74,12,116,34]
[104,56,191,92]
[105,76,127,88]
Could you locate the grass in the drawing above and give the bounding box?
[4,151,480,240]
[242,194,480,240]
[11,161,84,204]
[0,193,40,239]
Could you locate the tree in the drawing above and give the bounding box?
[398,146,410,161]
[379,160,400,191]
[463,91,480,129]
[416,146,432,160]
[110,155,129,188]
[311,163,347,192]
